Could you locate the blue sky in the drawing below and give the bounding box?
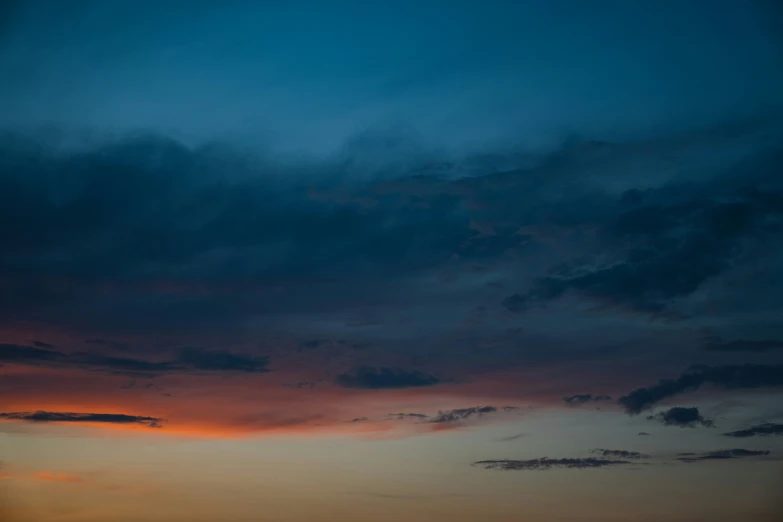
[3,0,782,154]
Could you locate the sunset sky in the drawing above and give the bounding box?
[1,1,783,521]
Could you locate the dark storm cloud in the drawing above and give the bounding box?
[676,449,771,463]
[335,366,441,389]
[473,458,632,471]
[590,449,649,459]
[0,411,162,428]
[723,423,783,438]
[637,432,651,436]
[427,406,498,423]
[0,117,781,339]
[31,340,54,349]
[0,342,269,375]
[619,365,783,414]
[647,407,714,428]
[503,185,783,316]
[0,132,482,331]
[0,116,782,398]
[702,336,783,353]
[563,394,612,406]
[0,132,470,283]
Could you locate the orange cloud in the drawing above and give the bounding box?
[34,471,85,484]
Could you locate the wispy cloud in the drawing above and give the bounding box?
[676,449,771,463]
[387,413,429,420]
[34,471,85,484]
[0,411,163,428]
[473,458,632,471]
[497,433,527,442]
[702,335,783,353]
[590,449,649,459]
[427,406,499,424]
[0,343,270,376]
[563,394,613,406]
[723,423,783,438]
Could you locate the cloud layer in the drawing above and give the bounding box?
[0,410,163,428]
[676,449,772,463]
[590,449,650,459]
[473,458,632,471]
[0,117,781,438]
[0,343,269,376]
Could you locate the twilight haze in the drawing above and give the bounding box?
[1,1,783,521]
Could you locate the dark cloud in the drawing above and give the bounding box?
[473,458,632,471]
[0,342,177,375]
[502,177,783,316]
[69,352,179,375]
[0,342,269,376]
[501,294,529,313]
[83,339,130,350]
[285,381,318,389]
[0,343,64,364]
[335,366,441,389]
[0,133,477,330]
[0,410,163,428]
[563,394,613,406]
[723,423,783,438]
[31,340,54,349]
[298,339,368,352]
[590,449,650,459]
[427,406,498,423]
[504,235,729,316]
[0,123,779,338]
[346,417,368,423]
[619,365,783,414]
[676,449,771,463]
[300,340,326,350]
[388,413,429,420]
[702,336,783,353]
[647,407,714,428]
[175,347,270,373]
[638,432,651,436]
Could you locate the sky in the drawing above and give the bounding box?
[1,1,783,521]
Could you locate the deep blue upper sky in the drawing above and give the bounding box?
[2,0,782,154]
